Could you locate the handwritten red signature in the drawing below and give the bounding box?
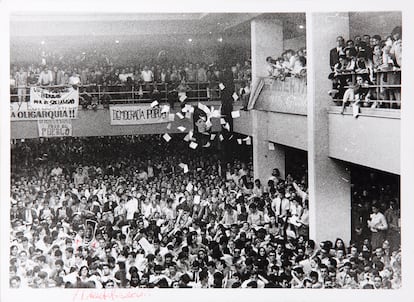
[73,289,150,301]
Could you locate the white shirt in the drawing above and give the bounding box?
[141,70,153,82]
[125,198,138,220]
[368,212,388,232]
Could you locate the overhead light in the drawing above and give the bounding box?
[40,40,45,45]
[217,22,220,25]
[115,40,120,44]
[299,25,305,29]
[209,31,212,34]
[188,38,193,42]
[218,37,223,42]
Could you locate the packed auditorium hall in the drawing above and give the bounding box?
[7,11,402,290]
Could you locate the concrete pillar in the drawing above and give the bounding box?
[252,110,285,183]
[307,12,352,245]
[251,17,284,82]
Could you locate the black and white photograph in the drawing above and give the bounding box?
[1,1,413,302]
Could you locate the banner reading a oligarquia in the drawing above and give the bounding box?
[10,102,78,121]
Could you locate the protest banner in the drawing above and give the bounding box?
[37,120,73,137]
[29,86,79,108]
[109,104,169,125]
[10,102,78,121]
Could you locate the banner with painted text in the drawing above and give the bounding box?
[10,102,78,121]
[29,86,79,108]
[109,104,169,125]
[37,120,73,137]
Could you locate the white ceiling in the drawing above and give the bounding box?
[10,13,262,36]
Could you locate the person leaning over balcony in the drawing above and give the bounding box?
[340,75,370,114]
[284,49,297,75]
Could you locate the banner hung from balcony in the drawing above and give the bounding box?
[37,120,73,137]
[29,86,79,109]
[109,104,170,125]
[10,102,78,121]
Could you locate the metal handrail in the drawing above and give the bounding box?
[10,81,223,104]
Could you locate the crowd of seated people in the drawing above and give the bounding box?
[9,135,401,289]
[265,47,307,80]
[328,26,402,110]
[10,48,252,106]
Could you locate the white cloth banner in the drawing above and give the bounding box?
[29,86,79,108]
[10,102,78,121]
[109,104,170,125]
[38,120,73,137]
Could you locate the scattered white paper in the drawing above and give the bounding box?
[232,92,239,101]
[212,110,221,118]
[185,112,192,119]
[223,123,230,131]
[198,102,211,115]
[176,112,184,119]
[166,123,172,129]
[268,142,275,150]
[202,142,211,148]
[189,142,198,149]
[220,118,226,125]
[245,137,251,145]
[168,114,175,121]
[231,110,240,118]
[206,120,212,128]
[138,237,155,254]
[237,139,242,144]
[163,133,171,142]
[186,182,193,192]
[184,131,193,142]
[177,126,186,132]
[150,100,159,108]
[161,105,170,113]
[179,93,187,102]
[193,195,201,205]
[179,163,189,173]
[219,83,225,90]
[219,134,224,141]
[210,134,216,140]
[182,104,192,112]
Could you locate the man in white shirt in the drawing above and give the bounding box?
[367,203,388,250]
[125,195,138,222]
[141,66,154,83]
[37,66,53,86]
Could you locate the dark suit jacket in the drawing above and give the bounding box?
[330,47,342,70]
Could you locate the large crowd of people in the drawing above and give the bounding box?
[327,26,402,110]
[266,47,307,80]
[10,47,252,106]
[9,135,401,289]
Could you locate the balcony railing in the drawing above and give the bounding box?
[10,81,224,105]
[330,69,401,109]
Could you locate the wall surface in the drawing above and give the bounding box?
[10,103,222,139]
[328,108,400,175]
[308,12,352,244]
[349,11,402,40]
